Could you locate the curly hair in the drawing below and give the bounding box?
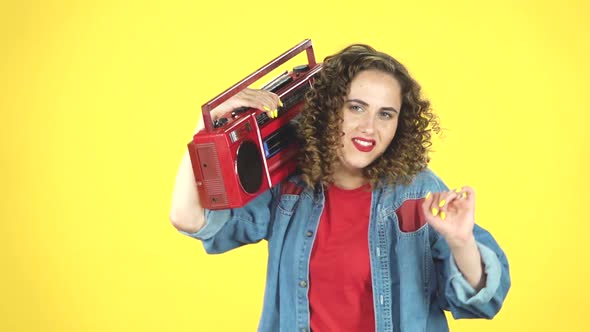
[297,44,440,188]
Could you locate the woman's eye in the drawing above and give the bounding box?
[349,105,363,112]
[379,111,394,119]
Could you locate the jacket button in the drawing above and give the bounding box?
[299,280,307,288]
[306,231,313,237]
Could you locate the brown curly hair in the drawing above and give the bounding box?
[297,44,440,188]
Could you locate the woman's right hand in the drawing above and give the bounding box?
[209,88,282,120]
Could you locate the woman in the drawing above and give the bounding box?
[170,44,510,332]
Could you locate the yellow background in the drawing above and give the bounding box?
[1,0,588,331]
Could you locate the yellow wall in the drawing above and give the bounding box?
[1,0,588,331]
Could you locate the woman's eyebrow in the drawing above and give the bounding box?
[346,98,369,106]
[346,99,399,113]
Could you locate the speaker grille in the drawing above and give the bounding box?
[236,140,263,194]
[197,143,228,206]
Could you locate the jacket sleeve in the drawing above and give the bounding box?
[178,186,278,254]
[431,224,511,319]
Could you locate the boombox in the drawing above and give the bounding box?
[188,39,322,210]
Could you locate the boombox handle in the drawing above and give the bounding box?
[201,39,317,132]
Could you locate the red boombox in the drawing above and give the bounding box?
[188,39,322,210]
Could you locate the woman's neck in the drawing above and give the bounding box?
[331,167,369,190]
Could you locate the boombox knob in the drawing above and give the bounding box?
[231,106,250,119]
[293,64,309,74]
[213,117,229,128]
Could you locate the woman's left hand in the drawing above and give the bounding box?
[422,186,477,249]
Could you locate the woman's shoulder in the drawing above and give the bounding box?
[382,168,448,194]
[412,168,446,189]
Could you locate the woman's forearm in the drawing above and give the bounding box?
[449,236,486,291]
[169,121,206,233]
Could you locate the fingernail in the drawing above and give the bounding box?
[440,211,446,221]
[462,192,467,199]
[278,99,284,107]
[432,207,438,216]
[425,192,431,200]
[263,106,271,112]
[455,187,462,193]
[438,199,446,207]
[274,109,278,118]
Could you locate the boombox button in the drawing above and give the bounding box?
[231,106,250,118]
[213,117,228,129]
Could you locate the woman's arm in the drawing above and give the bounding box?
[424,187,485,288]
[169,89,281,233]
[425,186,511,319]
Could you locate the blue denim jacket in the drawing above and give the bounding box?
[182,169,511,332]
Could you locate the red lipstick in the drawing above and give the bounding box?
[352,137,376,152]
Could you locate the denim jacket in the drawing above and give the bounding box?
[182,169,511,332]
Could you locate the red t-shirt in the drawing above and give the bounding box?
[309,183,375,332]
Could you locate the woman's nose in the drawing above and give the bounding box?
[358,113,375,134]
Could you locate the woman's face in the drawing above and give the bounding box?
[334,69,402,179]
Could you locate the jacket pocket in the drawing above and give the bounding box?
[277,194,299,217]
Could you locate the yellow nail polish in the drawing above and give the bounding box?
[432,207,438,216]
[425,192,431,200]
[462,192,467,199]
[274,109,278,118]
[438,199,446,207]
[278,99,284,107]
[455,187,462,193]
[440,211,446,221]
[263,106,271,111]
